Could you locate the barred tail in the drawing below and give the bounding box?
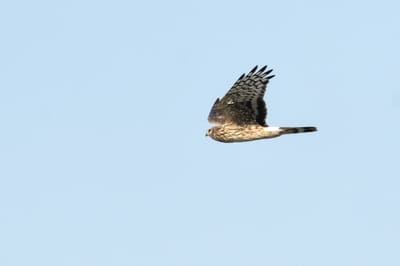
[280,126,317,134]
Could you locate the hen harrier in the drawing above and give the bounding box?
[206,65,317,143]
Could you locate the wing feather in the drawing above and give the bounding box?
[208,65,275,126]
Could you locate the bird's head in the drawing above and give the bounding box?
[205,126,231,143]
[205,128,214,138]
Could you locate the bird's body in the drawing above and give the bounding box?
[206,65,317,143]
[208,124,316,143]
[208,124,281,143]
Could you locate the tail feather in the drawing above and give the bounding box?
[280,126,317,134]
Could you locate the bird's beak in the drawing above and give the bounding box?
[205,132,208,137]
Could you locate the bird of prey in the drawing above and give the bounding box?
[206,65,317,143]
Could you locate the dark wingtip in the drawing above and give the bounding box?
[249,65,258,74]
[264,69,273,75]
[258,65,267,72]
[238,73,245,80]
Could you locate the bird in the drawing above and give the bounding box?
[206,65,317,143]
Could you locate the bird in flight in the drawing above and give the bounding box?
[206,65,317,143]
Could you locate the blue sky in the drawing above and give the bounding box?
[1,1,399,265]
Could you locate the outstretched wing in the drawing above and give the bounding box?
[208,65,275,126]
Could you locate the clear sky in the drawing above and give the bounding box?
[1,1,399,265]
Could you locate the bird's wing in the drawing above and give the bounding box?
[208,65,274,126]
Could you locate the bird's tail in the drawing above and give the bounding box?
[280,126,317,135]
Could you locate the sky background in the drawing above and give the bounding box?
[1,0,399,265]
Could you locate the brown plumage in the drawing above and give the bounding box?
[206,65,317,143]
